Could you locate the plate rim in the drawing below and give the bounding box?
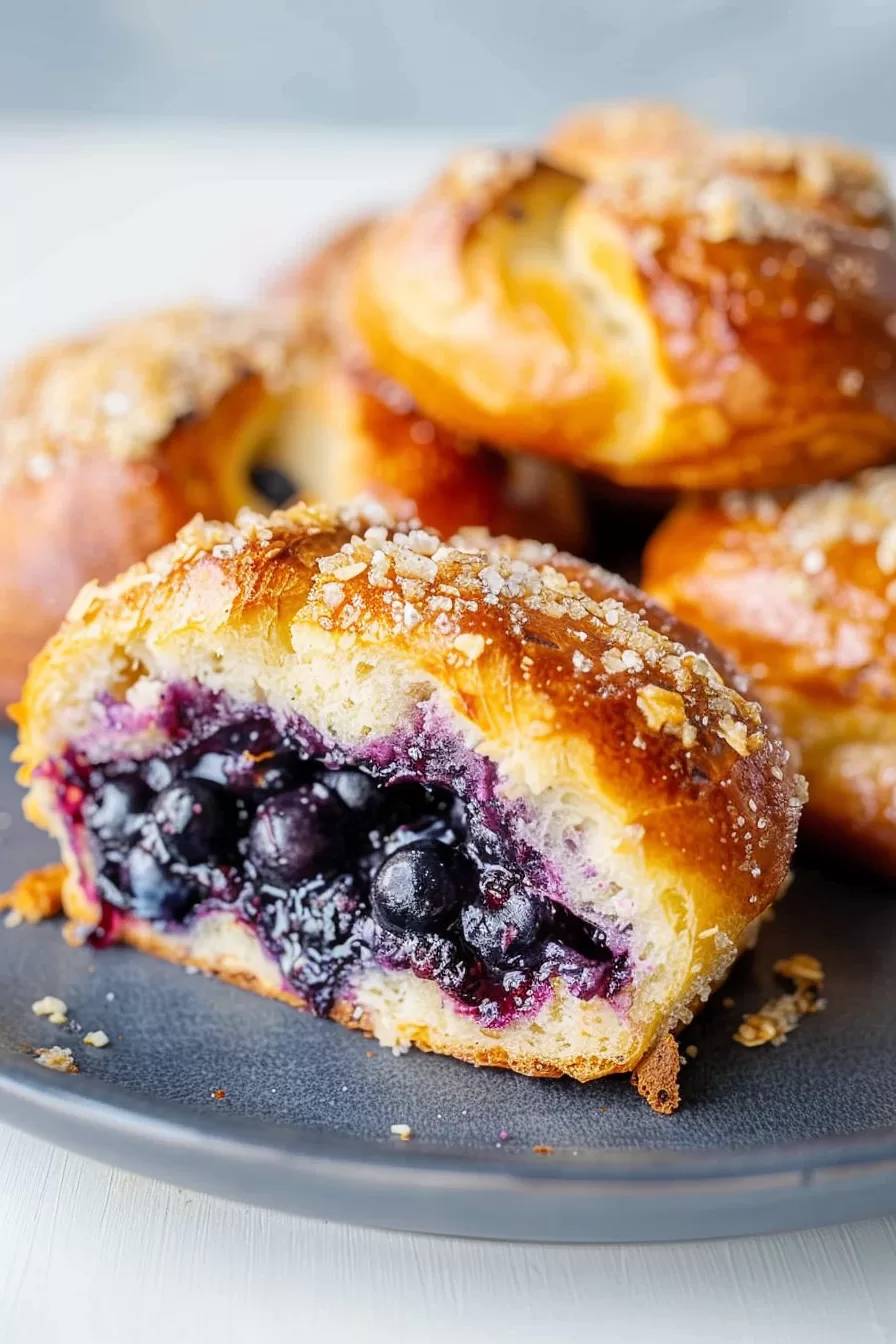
[3,1055,896,1242]
[3,1048,896,1179]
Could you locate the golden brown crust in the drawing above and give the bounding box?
[643,469,896,874]
[78,912,728,1086]
[269,220,588,549]
[0,306,293,480]
[0,863,65,924]
[351,136,896,490]
[0,307,293,707]
[117,918,310,1010]
[546,102,891,228]
[544,101,709,179]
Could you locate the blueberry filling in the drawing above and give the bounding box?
[52,695,631,1026]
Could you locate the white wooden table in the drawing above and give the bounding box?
[2,1124,895,1343]
[2,124,895,1343]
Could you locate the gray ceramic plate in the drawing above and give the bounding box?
[0,727,894,1242]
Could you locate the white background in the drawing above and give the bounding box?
[1,126,895,1342]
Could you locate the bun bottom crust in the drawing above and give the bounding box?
[116,914,573,1079]
[79,905,756,1087]
[5,862,755,1097]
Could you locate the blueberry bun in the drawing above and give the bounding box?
[15,499,803,1085]
[350,138,896,490]
[644,469,896,876]
[267,218,588,550]
[0,305,295,707]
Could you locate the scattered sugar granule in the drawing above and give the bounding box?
[33,1046,78,1073]
[390,1123,413,1141]
[31,995,68,1020]
[105,992,115,1002]
[83,1030,110,1049]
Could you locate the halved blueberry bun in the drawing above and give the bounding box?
[14,500,803,1084]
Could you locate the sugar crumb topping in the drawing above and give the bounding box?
[295,502,773,778]
[0,305,295,484]
[723,469,896,604]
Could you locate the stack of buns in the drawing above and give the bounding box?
[5,101,896,1100]
[273,101,896,875]
[6,101,896,864]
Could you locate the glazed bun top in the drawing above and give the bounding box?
[350,125,896,490]
[0,305,295,486]
[545,100,891,228]
[18,497,804,938]
[644,468,896,711]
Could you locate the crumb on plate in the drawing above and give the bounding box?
[33,1046,78,1073]
[0,865,65,925]
[630,1031,681,1115]
[734,952,825,1047]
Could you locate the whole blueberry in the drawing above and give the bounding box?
[84,775,150,842]
[248,783,344,886]
[371,843,462,934]
[126,846,198,921]
[461,889,545,968]
[151,780,229,865]
[326,768,379,814]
